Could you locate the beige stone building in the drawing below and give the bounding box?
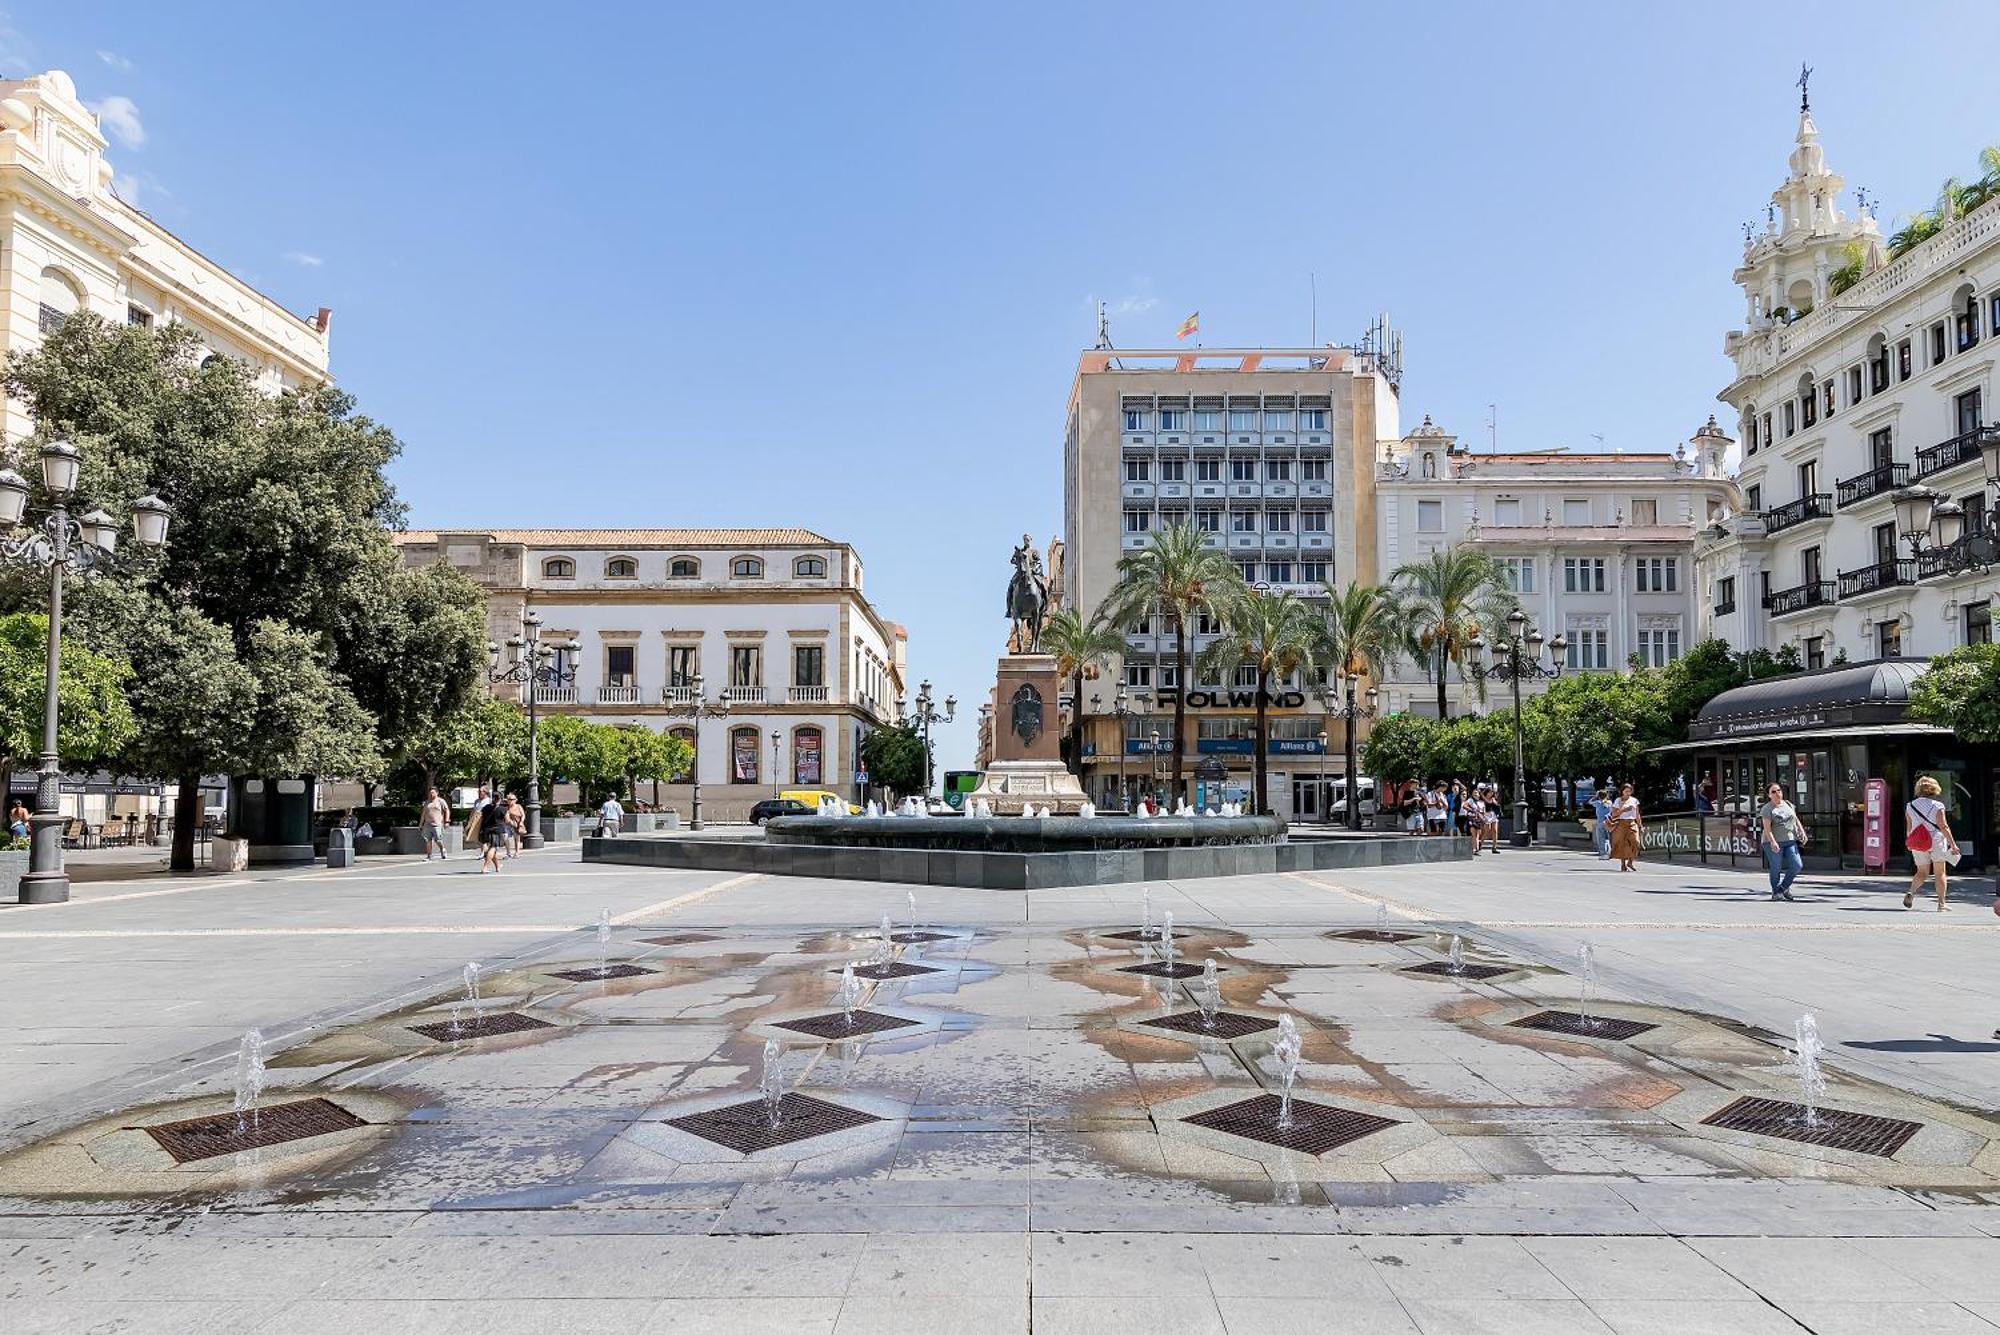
[1061,337,1401,816]
[395,528,905,821]
[0,70,330,438]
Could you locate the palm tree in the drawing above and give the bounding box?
[1387,548,1516,721]
[1196,588,1320,814]
[1040,605,1126,775]
[1101,523,1246,806]
[1827,240,1866,297]
[1887,210,1942,260]
[1316,581,1396,826]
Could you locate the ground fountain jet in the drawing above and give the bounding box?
[907,890,918,933]
[1160,911,1176,970]
[1141,887,1153,940]
[595,908,613,978]
[1196,959,1221,1031]
[837,962,863,1030]
[232,1028,267,1134]
[759,1037,785,1129]
[449,961,483,1036]
[1374,903,1390,939]
[1273,1015,1303,1129]
[1447,934,1465,975]
[878,913,895,963]
[1792,1013,1827,1128]
[1576,944,1597,1030]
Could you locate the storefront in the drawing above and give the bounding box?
[1652,660,1990,869]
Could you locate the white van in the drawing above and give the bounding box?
[1328,777,1378,818]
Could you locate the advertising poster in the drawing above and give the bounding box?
[795,730,822,784]
[1862,777,1888,870]
[732,730,758,783]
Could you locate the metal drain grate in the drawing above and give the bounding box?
[1401,961,1513,981]
[637,933,713,947]
[1183,1093,1398,1156]
[1140,1010,1277,1040]
[549,964,655,982]
[1331,929,1422,943]
[847,961,942,980]
[775,1010,920,1040]
[143,1097,369,1164]
[1509,1010,1657,1041]
[1102,928,1187,943]
[408,1012,555,1042]
[1701,1095,1922,1158]
[890,930,955,944]
[1119,961,1206,979]
[665,1092,883,1154]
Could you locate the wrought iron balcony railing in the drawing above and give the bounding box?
[1761,493,1833,534]
[1834,462,1909,508]
[1836,558,1915,599]
[1767,580,1836,616]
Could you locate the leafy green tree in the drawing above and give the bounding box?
[1197,588,1320,814]
[859,723,927,800]
[1386,548,1515,720]
[398,695,527,797]
[1523,671,1665,791]
[339,557,490,776]
[1910,643,2000,742]
[1433,709,1518,786]
[610,726,694,803]
[1101,523,1246,803]
[1361,712,1438,787]
[534,714,627,803]
[1040,605,1125,771]
[0,613,137,791]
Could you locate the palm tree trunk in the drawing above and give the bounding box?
[1070,667,1085,774]
[1171,618,1187,805]
[1253,668,1270,816]
[1435,640,1449,721]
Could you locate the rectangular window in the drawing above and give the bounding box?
[126,304,153,329]
[1746,483,1762,513]
[1124,661,1152,687]
[1194,409,1222,431]
[1873,521,1897,565]
[1158,457,1185,481]
[1802,545,1822,585]
[1195,458,1220,481]
[1870,350,1889,393]
[1300,409,1327,430]
[729,645,762,688]
[1262,410,1293,431]
[1964,491,1989,537]
[1846,365,1862,404]
[1745,414,1759,453]
[1195,508,1220,532]
[1265,458,1292,481]
[1234,664,1261,688]
[1562,498,1590,525]
[667,645,699,687]
[1800,389,1817,429]
[1956,387,1983,435]
[1231,510,1257,533]
[1230,459,1256,482]
[604,644,636,687]
[1564,622,1610,670]
[1123,410,1147,431]
[1822,380,1836,417]
[1300,459,1328,481]
[1416,500,1444,533]
[1235,561,1257,582]
[1301,560,1328,584]
[1760,412,1772,450]
[1967,601,1993,646]
[1634,557,1678,592]
[1124,510,1151,533]
[1301,511,1327,532]
[1124,458,1150,481]
[1797,459,1819,496]
[793,645,824,688]
[1630,498,1658,525]
[1869,426,1894,468]
[1228,409,1256,431]
[1494,498,1521,525]
[1717,575,1736,608]
[1805,636,1825,670]
[1563,557,1606,593]
[1266,509,1293,532]
[1196,612,1221,635]
[1266,561,1294,583]
[1759,571,1771,606]
[1637,623,1682,668]
[1496,557,1535,593]
[1879,619,1902,659]
[1930,323,1948,365]
[1897,339,1912,380]
[1158,409,1186,431]
[1783,401,1796,436]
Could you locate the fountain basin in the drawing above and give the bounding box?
[584,815,1469,889]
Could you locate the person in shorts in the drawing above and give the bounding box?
[420,788,451,860]
[1905,774,1958,912]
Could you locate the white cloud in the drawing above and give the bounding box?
[113,169,172,209]
[283,251,323,269]
[90,95,145,149]
[96,49,132,72]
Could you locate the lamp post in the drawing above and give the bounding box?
[1892,434,2000,573]
[769,730,781,799]
[908,678,956,801]
[1466,609,1566,848]
[1317,730,1330,823]
[486,611,576,850]
[1149,726,1162,806]
[0,443,170,903]
[661,672,728,829]
[1112,685,1132,810]
[1317,672,1380,830]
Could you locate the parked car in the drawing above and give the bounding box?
[778,788,861,815]
[749,798,814,826]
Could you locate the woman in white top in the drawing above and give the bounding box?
[1904,774,1958,911]
[1608,783,1643,871]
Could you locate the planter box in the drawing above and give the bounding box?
[539,815,580,843]
[623,812,681,833]
[0,848,28,901]
[392,825,461,856]
[212,836,250,871]
[355,836,396,856]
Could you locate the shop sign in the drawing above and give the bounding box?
[1639,816,1754,856]
[1156,688,1307,710]
[1196,738,1255,755]
[1269,738,1324,755]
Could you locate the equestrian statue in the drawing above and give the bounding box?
[1005,533,1049,654]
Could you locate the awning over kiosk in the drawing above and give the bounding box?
[1680,660,1934,744]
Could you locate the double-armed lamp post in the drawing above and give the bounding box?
[662,672,729,829]
[1467,609,1566,848]
[487,611,576,850]
[0,441,170,903]
[1892,430,2000,573]
[907,678,956,799]
[1316,672,1379,829]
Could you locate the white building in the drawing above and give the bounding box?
[1699,95,2000,662]
[0,70,331,439]
[1376,417,1738,716]
[395,528,906,820]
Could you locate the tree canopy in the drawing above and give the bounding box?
[0,612,136,781]
[1910,643,2000,742]
[859,724,927,799]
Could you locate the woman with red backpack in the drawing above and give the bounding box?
[1904,775,1959,911]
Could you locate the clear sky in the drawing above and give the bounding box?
[9,2,1998,770]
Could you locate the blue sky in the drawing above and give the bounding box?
[10,2,1999,770]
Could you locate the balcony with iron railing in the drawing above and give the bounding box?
[1836,558,1916,600]
[1767,580,1836,617]
[788,684,829,704]
[597,684,641,705]
[1835,462,1909,508]
[1713,594,1736,616]
[1915,425,1998,481]
[722,685,767,705]
[1760,493,1833,534]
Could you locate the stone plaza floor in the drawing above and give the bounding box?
[5,846,2000,1332]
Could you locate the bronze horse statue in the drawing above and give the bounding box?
[1005,533,1048,654]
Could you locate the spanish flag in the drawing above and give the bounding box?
[1176,311,1199,340]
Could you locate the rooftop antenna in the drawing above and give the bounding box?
[1486,403,1497,454]
[1591,433,1605,450]
[1309,272,1317,346]
[1797,60,1812,113]
[1093,301,1113,351]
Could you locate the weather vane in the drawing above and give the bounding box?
[1797,61,1812,112]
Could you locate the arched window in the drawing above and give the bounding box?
[793,556,827,578]
[604,556,638,579]
[37,267,80,333]
[792,725,824,785]
[668,726,696,782]
[542,557,575,579]
[729,726,761,784]
[731,556,764,579]
[668,556,700,579]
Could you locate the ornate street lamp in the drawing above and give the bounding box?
[1466,609,1566,847]
[0,442,170,903]
[661,671,728,829]
[770,729,781,800]
[1317,671,1380,829]
[487,611,576,849]
[908,678,956,801]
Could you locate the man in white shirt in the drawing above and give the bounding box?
[599,793,625,838]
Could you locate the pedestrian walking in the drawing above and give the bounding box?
[7,800,28,839]
[1448,780,1467,836]
[476,796,512,873]
[504,793,526,857]
[1758,781,1803,902]
[420,787,451,861]
[1904,775,1959,911]
[1608,782,1643,871]
[1466,788,1486,855]
[1482,784,1503,850]
[1423,783,1448,836]
[599,791,625,838]
[1589,787,1613,861]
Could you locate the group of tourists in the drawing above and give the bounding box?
[1400,779,1506,854]
[458,787,527,873]
[1586,785,1646,871]
[1749,773,1962,909]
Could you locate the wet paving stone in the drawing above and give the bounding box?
[1508,1011,1658,1041]
[1330,929,1423,943]
[407,1013,556,1042]
[1119,961,1206,979]
[143,1098,369,1164]
[1139,1011,1278,1040]
[889,930,956,944]
[549,964,655,982]
[1182,1093,1399,1156]
[664,1092,882,1154]
[1701,1096,1923,1158]
[775,1010,921,1039]
[846,961,943,981]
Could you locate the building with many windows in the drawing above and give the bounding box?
[1698,97,2000,663]
[1061,334,1401,817]
[1375,417,1738,716]
[0,70,331,438]
[394,528,905,821]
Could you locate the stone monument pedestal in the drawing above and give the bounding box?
[968,653,1090,814]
